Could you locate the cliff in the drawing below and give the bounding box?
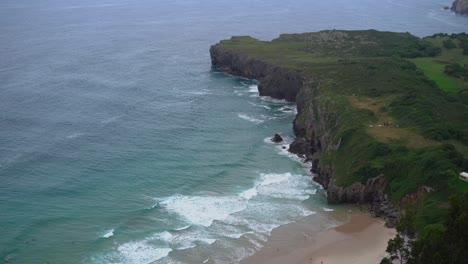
[210,30,468,229]
[210,38,302,102]
[451,0,468,15]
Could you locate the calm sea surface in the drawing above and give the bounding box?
[1,0,467,263]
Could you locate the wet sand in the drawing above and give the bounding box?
[241,210,395,264]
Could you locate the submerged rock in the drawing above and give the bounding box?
[271,133,283,143]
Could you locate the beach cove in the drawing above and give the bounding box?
[1,0,467,263]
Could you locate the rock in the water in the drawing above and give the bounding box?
[271,133,283,143]
[451,0,468,15]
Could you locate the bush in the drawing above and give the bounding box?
[444,63,468,78]
[443,39,456,49]
[408,193,468,264]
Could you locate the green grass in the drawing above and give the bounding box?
[411,58,460,92]
[411,35,468,93]
[213,30,468,232]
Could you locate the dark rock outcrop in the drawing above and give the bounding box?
[271,133,283,143]
[451,0,468,15]
[327,175,387,204]
[370,195,401,228]
[288,137,308,154]
[210,40,302,102]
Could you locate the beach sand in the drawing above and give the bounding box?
[241,210,396,264]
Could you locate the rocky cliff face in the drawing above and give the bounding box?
[210,42,395,222]
[210,43,302,102]
[452,0,468,15]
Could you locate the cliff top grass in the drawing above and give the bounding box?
[216,30,467,149]
[214,30,468,229]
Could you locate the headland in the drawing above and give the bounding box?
[210,29,468,262]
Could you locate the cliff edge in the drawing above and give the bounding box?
[210,30,468,229]
[452,0,468,15]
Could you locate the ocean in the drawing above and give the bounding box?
[1,0,467,263]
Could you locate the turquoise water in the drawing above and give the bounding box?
[1,0,467,263]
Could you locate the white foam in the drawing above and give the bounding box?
[66,132,83,139]
[275,143,311,166]
[239,186,258,200]
[174,225,190,231]
[259,96,289,103]
[102,229,114,238]
[155,231,173,241]
[323,207,334,212]
[101,115,121,124]
[279,106,298,114]
[233,90,246,96]
[224,231,253,239]
[248,85,258,94]
[241,172,316,201]
[198,238,217,245]
[256,173,312,200]
[263,136,276,144]
[248,102,271,110]
[237,113,264,124]
[262,135,310,165]
[117,241,172,264]
[189,90,212,95]
[203,257,210,263]
[175,244,197,250]
[159,195,247,227]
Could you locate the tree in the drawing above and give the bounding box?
[385,234,411,264]
[443,39,456,49]
[408,193,468,264]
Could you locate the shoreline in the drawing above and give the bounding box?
[241,209,396,264]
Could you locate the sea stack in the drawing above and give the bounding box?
[271,133,283,143]
[451,0,468,15]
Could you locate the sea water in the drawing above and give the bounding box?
[1,0,467,263]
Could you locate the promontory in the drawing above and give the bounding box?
[211,30,468,262]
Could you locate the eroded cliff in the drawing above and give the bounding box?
[210,39,301,102]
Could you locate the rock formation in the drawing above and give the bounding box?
[271,133,283,143]
[451,0,468,15]
[210,39,302,102]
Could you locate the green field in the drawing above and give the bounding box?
[411,36,468,93]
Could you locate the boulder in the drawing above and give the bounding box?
[288,137,308,154]
[271,133,283,143]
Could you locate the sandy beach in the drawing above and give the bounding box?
[241,210,396,264]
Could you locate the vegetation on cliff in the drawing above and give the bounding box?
[451,0,468,15]
[211,30,468,235]
[382,193,468,264]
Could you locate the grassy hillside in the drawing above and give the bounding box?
[215,30,468,230]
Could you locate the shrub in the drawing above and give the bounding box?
[443,39,456,49]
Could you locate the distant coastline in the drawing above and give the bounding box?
[451,0,468,15]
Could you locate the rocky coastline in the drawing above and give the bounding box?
[210,42,400,227]
[452,0,468,15]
